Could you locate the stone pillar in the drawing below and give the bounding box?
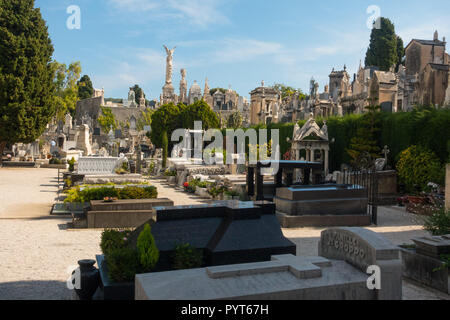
[324,149,329,175]
[446,164,450,211]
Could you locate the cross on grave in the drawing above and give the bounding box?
[206,254,332,280]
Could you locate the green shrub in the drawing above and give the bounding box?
[224,190,240,197]
[119,186,158,200]
[137,224,159,272]
[106,247,140,283]
[172,243,203,270]
[196,181,212,189]
[64,186,158,203]
[100,229,132,256]
[424,208,450,236]
[208,186,227,198]
[49,158,63,165]
[68,157,76,172]
[164,169,177,177]
[396,145,444,192]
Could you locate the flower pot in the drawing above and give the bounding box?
[74,259,100,300]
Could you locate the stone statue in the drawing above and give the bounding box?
[128,88,136,107]
[180,69,187,103]
[163,45,176,85]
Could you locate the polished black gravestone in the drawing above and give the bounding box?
[275,184,371,227]
[130,200,296,271]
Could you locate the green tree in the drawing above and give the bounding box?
[227,110,243,129]
[137,108,153,131]
[130,84,144,105]
[396,36,405,70]
[53,61,82,118]
[151,103,184,167]
[210,88,227,96]
[346,92,381,169]
[0,0,56,163]
[397,145,444,192]
[137,224,159,272]
[365,17,403,71]
[181,100,220,130]
[77,74,94,100]
[273,84,306,100]
[98,107,117,133]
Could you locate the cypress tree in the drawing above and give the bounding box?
[365,17,403,71]
[0,0,56,163]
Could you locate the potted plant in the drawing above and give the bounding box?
[224,190,241,200]
[183,182,196,194]
[164,169,177,184]
[195,181,211,198]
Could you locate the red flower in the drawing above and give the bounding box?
[184,182,189,188]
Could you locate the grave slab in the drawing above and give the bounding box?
[135,254,375,300]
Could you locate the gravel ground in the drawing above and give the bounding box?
[0,168,448,300]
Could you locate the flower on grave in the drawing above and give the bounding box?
[184,182,189,188]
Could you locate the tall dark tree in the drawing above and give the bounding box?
[77,74,94,100]
[131,84,144,105]
[396,36,405,70]
[365,17,403,71]
[0,0,56,164]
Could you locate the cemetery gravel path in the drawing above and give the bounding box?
[0,169,448,299]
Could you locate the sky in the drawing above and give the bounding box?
[35,0,450,100]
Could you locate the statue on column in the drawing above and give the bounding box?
[179,69,187,103]
[163,45,176,85]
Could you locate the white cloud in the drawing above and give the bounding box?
[107,0,229,27]
[212,38,284,63]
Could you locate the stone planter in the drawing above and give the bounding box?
[74,259,100,300]
[166,176,176,185]
[195,187,210,198]
[96,255,134,300]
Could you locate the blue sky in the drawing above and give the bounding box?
[35,0,450,100]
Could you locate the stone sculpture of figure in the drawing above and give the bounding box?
[163,45,176,85]
[128,88,136,107]
[180,69,187,103]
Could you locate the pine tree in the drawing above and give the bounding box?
[365,17,403,71]
[77,75,94,100]
[0,0,56,164]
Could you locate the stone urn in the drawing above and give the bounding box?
[74,260,100,300]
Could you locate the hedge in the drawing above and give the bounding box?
[232,107,450,172]
[64,186,158,203]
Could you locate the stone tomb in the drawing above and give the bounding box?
[77,157,119,175]
[86,198,174,229]
[135,227,402,300]
[129,200,294,271]
[401,235,450,294]
[319,227,402,300]
[275,184,370,227]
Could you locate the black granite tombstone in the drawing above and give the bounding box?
[129,200,296,271]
